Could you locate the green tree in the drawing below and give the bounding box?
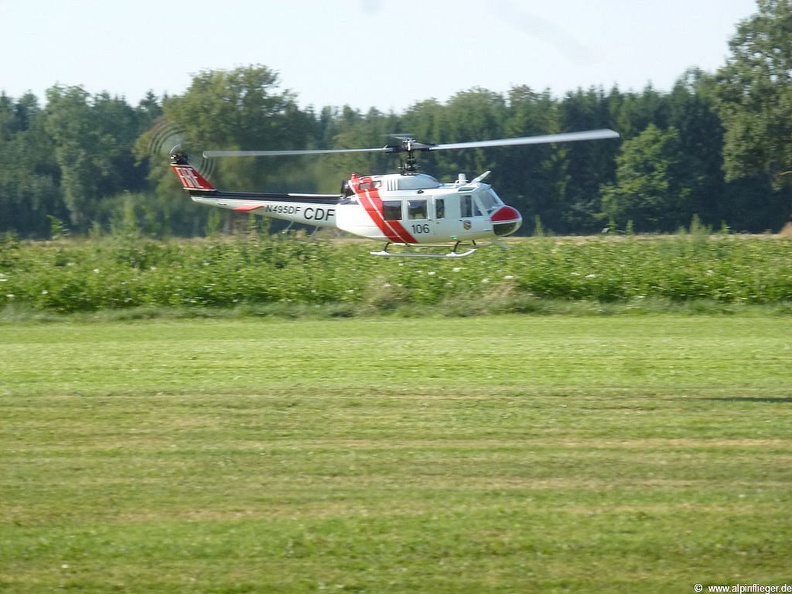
[44,87,143,230]
[556,87,621,232]
[161,65,315,192]
[397,99,445,176]
[44,86,98,228]
[666,70,727,227]
[714,0,792,183]
[434,88,507,178]
[610,85,669,141]
[321,106,399,181]
[601,125,690,232]
[497,86,563,232]
[0,93,63,236]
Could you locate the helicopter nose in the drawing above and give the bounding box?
[491,206,522,237]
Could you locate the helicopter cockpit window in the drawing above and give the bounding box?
[383,200,402,221]
[476,188,502,213]
[435,198,445,219]
[407,199,427,220]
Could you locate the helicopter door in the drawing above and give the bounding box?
[460,194,483,218]
[406,198,431,238]
[458,193,488,237]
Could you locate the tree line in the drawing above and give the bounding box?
[1,0,790,238]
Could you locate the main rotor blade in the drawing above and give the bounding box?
[203,147,391,158]
[202,129,619,159]
[430,129,620,151]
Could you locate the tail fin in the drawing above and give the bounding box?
[170,152,215,192]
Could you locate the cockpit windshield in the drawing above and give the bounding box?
[475,188,503,214]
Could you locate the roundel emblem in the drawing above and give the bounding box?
[463,220,472,230]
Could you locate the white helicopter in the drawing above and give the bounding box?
[170,129,619,257]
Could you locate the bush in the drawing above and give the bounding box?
[1,234,790,315]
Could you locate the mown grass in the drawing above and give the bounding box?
[1,315,791,592]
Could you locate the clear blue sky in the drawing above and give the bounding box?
[0,0,758,112]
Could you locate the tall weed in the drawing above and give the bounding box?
[0,234,790,314]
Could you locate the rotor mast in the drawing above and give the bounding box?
[384,137,435,174]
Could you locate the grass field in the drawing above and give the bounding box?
[1,315,791,593]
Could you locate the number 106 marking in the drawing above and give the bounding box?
[411,224,431,234]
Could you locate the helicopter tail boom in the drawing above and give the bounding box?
[169,154,341,228]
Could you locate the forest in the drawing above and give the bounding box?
[1,0,791,239]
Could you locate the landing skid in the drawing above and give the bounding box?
[370,241,477,258]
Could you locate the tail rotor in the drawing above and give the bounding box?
[144,117,215,180]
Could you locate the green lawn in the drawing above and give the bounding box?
[1,315,791,592]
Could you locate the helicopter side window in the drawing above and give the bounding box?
[461,195,472,218]
[435,198,445,219]
[460,195,481,218]
[358,180,381,191]
[340,180,354,197]
[383,200,402,221]
[407,199,427,220]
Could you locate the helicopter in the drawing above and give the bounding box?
[170,129,619,257]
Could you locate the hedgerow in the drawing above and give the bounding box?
[1,233,790,315]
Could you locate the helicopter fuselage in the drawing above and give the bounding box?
[336,172,521,244]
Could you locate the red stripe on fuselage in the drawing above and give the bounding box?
[358,187,416,244]
[357,190,401,242]
[383,210,417,244]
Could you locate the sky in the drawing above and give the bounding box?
[0,0,759,112]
